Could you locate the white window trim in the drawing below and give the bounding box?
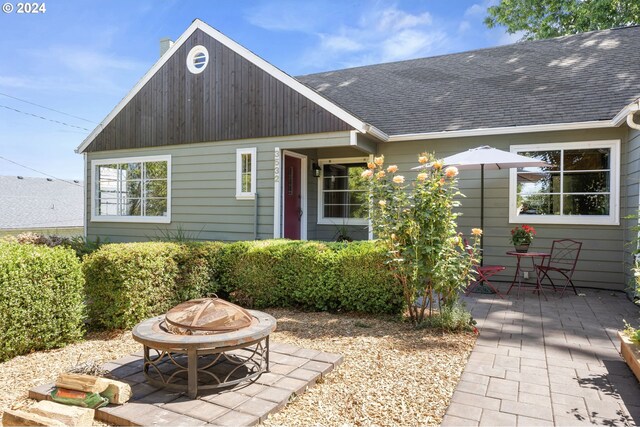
[91,155,172,224]
[236,147,257,200]
[186,45,209,75]
[509,140,620,226]
[317,156,370,226]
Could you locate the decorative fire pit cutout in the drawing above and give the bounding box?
[132,298,276,399]
[165,297,253,334]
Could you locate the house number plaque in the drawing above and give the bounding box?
[274,148,281,183]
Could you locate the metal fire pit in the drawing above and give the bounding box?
[132,307,276,398]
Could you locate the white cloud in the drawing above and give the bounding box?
[374,8,432,32]
[465,0,499,17]
[458,21,471,33]
[381,29,447,62]
[244,1,330,32]
[497,30,526,45]
[319,34,363,53]
[295,4,448,70]
[245,0,528,73]
[464,4,485,17]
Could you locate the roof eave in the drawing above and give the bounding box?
[386,120,618,142]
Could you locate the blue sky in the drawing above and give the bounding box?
[0,0,518,180]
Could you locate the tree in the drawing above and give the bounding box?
[484,0,640,40]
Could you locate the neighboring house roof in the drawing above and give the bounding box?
[0,176,83,230]
[298,25,640,136]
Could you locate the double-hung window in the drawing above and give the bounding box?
[509,140,619,225]
[236,147,256,200]
[317,157,369,225]
[91,155,171,223]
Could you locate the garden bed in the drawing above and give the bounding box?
[0,309,475,426]
[618,331,640,383]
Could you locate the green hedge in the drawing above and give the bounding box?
[0,243,85,362]
[330,241,403,314]
[83,241,224,330]
[83,239,404,329]
[220,240,334,310]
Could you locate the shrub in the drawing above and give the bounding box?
[219,240,331,309]
[0,242,85,362]
[330,241,404,314]
[418,303,476,332]
[83,242,225,329]
[1,232,105,259]
[365,153,478,324]
[218,240,402,314]
[84,239,407,330]
[175,241,225,301]
[84,242,175,329]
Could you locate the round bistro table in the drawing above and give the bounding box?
[132,310,276,398]
[505,251,550,300]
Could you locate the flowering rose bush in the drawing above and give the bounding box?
[363,153,479,325]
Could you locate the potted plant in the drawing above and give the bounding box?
[510,224,536,253]
[618,321,640,382]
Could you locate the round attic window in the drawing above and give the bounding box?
[187,45,209,74]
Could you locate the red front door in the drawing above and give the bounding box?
[284,155,302,240]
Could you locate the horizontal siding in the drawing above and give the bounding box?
[623,126,640,296]
[86,132,352,243]
[379,127,628,291]
[86,124,633,291]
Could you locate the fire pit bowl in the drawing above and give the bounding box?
[132,301,276,399]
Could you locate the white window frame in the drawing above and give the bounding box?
[509,140,620,225]
[317,156,370,226]
[236,147,257,200]
[91,155,172,224]
[186,45,209,74]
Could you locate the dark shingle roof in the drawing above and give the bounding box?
[0,176,83,230]
[297,26,640,136]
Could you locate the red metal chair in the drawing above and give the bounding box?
[535,239,582,297]
[464,239,506,299]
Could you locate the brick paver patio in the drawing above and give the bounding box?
[443,289,640,426]
[29,342,343,426]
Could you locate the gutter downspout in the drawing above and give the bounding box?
[627,100,640,130]
[253,192,259,240]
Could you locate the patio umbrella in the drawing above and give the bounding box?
[412,146,548,262]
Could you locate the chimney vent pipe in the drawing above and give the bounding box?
[160,38,174,57]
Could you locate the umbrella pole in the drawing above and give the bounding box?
[480,164,484,267]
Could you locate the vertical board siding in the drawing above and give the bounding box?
[87,29,352,153]
[379,127,628,291]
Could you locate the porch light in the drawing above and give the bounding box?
[312,163,322,178]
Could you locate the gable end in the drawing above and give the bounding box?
[84,26,357,153]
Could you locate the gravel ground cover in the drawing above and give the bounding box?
[0,309,475,426]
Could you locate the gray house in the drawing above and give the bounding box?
[77,19,640,291]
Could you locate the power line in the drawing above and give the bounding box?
[0,92,96,124]
[0,156,82,187]
[0,104,91,131]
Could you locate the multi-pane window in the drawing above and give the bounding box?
[92,156,170,222]
[318,159,368,224]
[236,147,256,199]
[510,141,619,225]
